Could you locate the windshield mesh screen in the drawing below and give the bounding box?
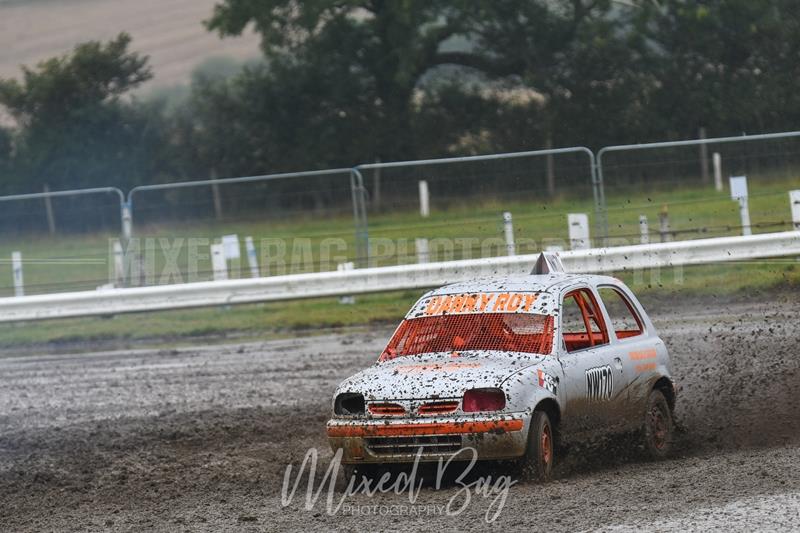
[382,313,554,360]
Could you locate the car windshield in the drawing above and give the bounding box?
[380,313,554,360]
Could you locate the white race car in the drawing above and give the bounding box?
[327,254,676,480]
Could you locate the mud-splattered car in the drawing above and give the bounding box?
[327,254,676,480]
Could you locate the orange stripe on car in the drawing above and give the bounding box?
[635,362,657,373]
[629,348,657,361]
[327,419,523,438]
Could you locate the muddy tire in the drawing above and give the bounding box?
[642,389,674,459]
[522,411,554,481]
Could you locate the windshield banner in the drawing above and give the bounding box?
[407,292,556,318]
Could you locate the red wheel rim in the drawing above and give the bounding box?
[541,425,552,465]
[649,406,667,449]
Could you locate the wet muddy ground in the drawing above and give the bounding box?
[1,296,798,531]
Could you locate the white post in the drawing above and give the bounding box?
[11,251,23,297]
[738,197,752,236]
[503,212,515,256]
[415,238,430,264]
[729,176,751,236]
[418,180,430,218]
[222,234,240,278]
[337,262,355,304]
[712,153,723,192]
[121,202,133,241]
[112,240,125,287]
[222,235,240,260]
[659,205,672,243]
[639,215,650,245]
[245,236,259,277]
[790,190,800,231]
[568,213,590,250]
[211,243,228,281]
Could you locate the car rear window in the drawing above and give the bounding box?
[381,313,554,360]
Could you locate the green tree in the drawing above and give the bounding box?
[460,0,662,146]
[413,80,547,156]
[175,54,379,177]
[0,33,169,192]
[631,0,799,137]
[205,0,484,160]
[192,0,800,188]
[0,126,11,187]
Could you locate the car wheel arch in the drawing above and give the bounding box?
[534,397,561,431]
[652,376,676,411]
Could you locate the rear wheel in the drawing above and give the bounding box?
[642,389,674,459]
[522,411,554,481]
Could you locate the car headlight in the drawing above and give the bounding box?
[334,392,365,415]
[462,388,506,412]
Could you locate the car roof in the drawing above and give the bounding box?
[405,273,628,319]
[423,273,618,298]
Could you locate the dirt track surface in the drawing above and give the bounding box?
[1,296,799,531]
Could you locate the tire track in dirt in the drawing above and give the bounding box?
[0,296,798,531]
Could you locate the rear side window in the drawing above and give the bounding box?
[561,294,587,335]
[598,287,644,339]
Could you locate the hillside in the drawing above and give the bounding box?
[0,0,260,90]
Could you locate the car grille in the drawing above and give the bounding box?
[365,435,463,456]
[368,403,405,416]
[417,401,459,415]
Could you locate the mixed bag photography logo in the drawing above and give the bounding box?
[281,447,516,523]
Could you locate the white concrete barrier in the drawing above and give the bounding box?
[0,230,798,323]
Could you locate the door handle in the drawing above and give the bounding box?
[613,357,623,371]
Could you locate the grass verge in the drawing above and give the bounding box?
[0,176,798,295]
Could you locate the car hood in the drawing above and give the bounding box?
[337,351,546,400]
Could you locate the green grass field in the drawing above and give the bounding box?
[0,175,798,349]
[1,176,798,295]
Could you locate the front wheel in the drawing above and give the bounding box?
[642,389,674,459]
[522,411,554,481]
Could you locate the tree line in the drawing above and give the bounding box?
[1,0,799,199]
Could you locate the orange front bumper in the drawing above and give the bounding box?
[326,418,523,438]
[327,415,528,463]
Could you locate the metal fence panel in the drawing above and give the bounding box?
[126,169,367,285]
[352,147,598,267]
[0,187,125,295]
[4,129,800,298]
[596,131,800,244]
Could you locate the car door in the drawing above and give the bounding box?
[558,287,617,437]
[596,284,656,428]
